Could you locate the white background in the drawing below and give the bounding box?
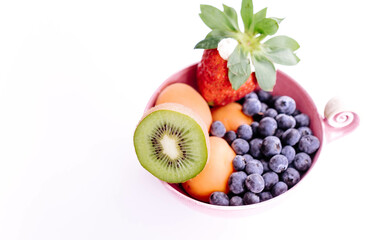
[0,0,371,239]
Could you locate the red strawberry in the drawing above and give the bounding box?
[195,1,300,106]
[197,49,257,106]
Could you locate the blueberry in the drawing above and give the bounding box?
[282,128,301,146]
[228,171,248,194]
[281,145,296,164]
[243,98,262,116]
[258,191,273,202]
[293,152,312,172]
[249,138,263,158]
[245,159,264,175]
[243,154,254,162]
[276,114,296,130]
[275,96,296,115]
[258,117,277,137]
[210,121,226,137]
[230,196,244,206]
[261,136,282,157]
[250,121,259,136]
[260,159,270,173]
[298,135,320,154]
[263,108,278,118]
[232,155,246,171]
[269,154,288,173]
[295,113,310,127]
[231,138,250,155]
[224,130,237,145]
[209,192,229,206]
[245,173,265,193]
[262,171,279,190]
[298,126,313,136]
[271,181,288,197]
[237,124,253,141]
[243,192,260,205]
[244,92,258,100]
[256,90,272,103]
[281,167,301,187]
[261,102,268,113]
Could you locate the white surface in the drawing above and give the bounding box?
[0,0,371,239]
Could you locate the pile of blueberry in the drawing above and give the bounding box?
[209,90,320,206]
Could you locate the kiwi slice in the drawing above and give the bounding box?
[133,103,210,183]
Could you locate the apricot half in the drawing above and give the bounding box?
[182,136,235,203]
[155,83,212,130]
[211,102,253,132]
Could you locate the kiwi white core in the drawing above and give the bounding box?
[160,135,180,160]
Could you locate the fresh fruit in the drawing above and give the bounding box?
[245,159,264,175]
[155,83,212,130]
[249,138,263,158]
[232,155,246,171]
[211,102,253,132]
[298,135,320,154]
[182,136,235,202]
[281,168,301,187]
[258,117,277,137]
[281,128,301,146]
[258,192,273,202]
[195,0,300,105]
[210,120,226,137]
[271,181,288,197]
[293,152,312,172]
[294,113,310,127]
[209,192,230,206]
[228,171,248,194]
[229,196,244,206]
[133,103,210,183]
[243,192,260,205]
[236,124,253,141]
[245,173,265,193]
[263,108,278,118]
[261,136,282,157]
[197,49,257,106]
[262,171,279,191]
[206,89,320,205]
[223,130,237,144]
[274,96,296,115]
[281,145,296,165]
[242,98,262,116]
[269,154,288,173]
[231,138,250,155]
[276,114,296,130]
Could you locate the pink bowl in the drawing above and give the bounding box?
[144,63,359,216]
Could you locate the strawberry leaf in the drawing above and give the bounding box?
[241,0,254,33]
[264,35,300,51]
[227,46,251,90]
[255,18,279,35]
[206,29,236,39]
[200,5,236,32]
[223,4,240,31]
[254,8,267,23]
[265,48,300,65]
[252,54,276,91]
[194,36,225,49]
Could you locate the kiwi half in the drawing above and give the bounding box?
[133,103,210,183]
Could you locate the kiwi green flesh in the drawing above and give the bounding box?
[134,109,208,183]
